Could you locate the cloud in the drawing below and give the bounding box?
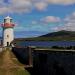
[40,16,61,23]
[0,0,75,14]
[14,26,30,31]
[47,0,75,5]
[13,0,33,13]
[0,7,8,14]
[33,0,75,5]
[63,12,75,31]
[51,27,59,31]
[50,12,75,32]
[32,21,37,25]
[0,0,33,14]
[34,2,48,11]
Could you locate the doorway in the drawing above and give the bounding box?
[7,42,9,46]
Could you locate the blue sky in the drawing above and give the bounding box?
[0,0,75,38]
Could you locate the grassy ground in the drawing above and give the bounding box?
[14,37,75,43]
[0,48,30,75]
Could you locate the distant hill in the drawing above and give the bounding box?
[40,30,75,37]
[38,30,75,41]
[14,30,75,41]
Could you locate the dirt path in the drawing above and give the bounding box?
[0,49,25,75]
[3,50,16,67]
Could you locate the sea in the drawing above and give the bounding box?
[16,41,75,47]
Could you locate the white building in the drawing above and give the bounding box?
[2,16,15,47]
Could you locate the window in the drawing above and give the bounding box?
[4,19,6,23]
[10,19,12,23]
[7,35,9,38]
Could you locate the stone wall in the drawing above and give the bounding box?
[12,47,75,75]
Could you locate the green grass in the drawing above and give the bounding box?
[31,37,75,41]
[10,68,30,75]
[14,69,30,75]
[0,68,30,75]
[14,37,75,42]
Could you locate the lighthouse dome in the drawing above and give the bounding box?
[1,16,15,28]
[4,16,12,19]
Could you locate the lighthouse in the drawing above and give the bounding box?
[2,16,15,47]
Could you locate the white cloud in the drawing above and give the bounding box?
[34,2,48,11]
[0,7,8,14]
[41,16,61,23]
[47,0,75,5]
[38,12,75,32]
[49,12,75,32]
[0,0,32,14]
[14,26,29,31]
[32,0,75,5]
[0,0,75,14]
[32,21,37,25]
[63,12,75,31]
[11,0,33,13]
[51,27,59,31]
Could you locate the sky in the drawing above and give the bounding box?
[0,0,75,38]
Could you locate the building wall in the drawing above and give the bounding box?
[33,50,75,75]
[12,47,75,75]
[3,28,14,46]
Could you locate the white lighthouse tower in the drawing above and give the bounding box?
[2,16,15,47]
